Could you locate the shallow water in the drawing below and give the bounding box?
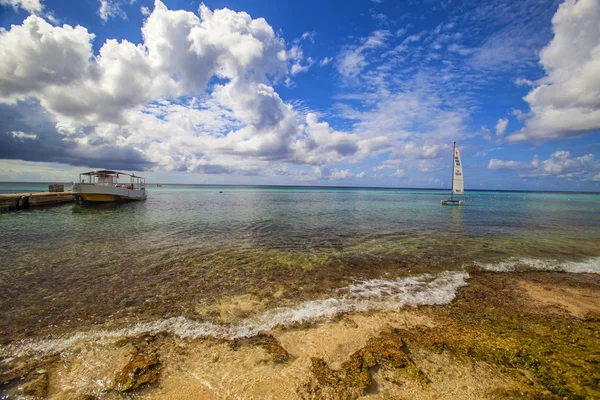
[0,185,599,353]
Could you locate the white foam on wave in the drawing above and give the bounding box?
[477,256,600,274]
[0,271,468,358]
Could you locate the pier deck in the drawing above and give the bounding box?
[0,191,74,210]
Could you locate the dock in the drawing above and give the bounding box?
[0,191,74,210]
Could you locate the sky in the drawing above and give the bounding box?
[0,0,599,191]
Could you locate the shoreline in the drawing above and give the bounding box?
[1,271,598,399]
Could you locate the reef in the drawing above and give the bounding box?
[307,329,427,399]
[0,272,598,399]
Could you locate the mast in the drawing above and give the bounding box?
[450,141,456,201]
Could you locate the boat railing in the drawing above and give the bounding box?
[76,182,145,190]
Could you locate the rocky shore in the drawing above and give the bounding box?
[1,271,598,399]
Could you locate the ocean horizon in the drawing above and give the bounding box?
[1,181,599,195]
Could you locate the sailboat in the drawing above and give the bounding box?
[441,141,465,206]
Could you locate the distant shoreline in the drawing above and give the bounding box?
[0,182,598,195]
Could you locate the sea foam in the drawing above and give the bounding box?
[0,271,468,358]
[476,256,600,274]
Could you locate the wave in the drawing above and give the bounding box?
[476,256,600,274]
[0,271,468,358]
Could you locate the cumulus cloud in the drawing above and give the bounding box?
[0,16,95,102]
[395,142,450,160]
[328,168,352,180]
[488,159,530,171]
[495,118,508,136]
[98,0,127,21]
[489,151,600,181]
[508,0,600,142]
[356,171,366,178]
[0,1,389,178]
[0,1,304,173]
[0,0,43,14]
[515,77,535,87]
[293,113,366,165]
[288,45,314,75]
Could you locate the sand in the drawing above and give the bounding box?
[2,271,599,399]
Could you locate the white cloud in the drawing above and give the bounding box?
[475,151,487,157]
[488,159,530,171]
[337,30,390,78]
[515,77,535,87]
[300,31,316,43]
[293,113,378,166]
[141,6,150,16]
[495,118,508,136]
[356,171,366,178]
[394,169,405,177]
[11,130,37,140]
[0,1,405,178]
[98,0,127,22]
[402,34,421,44]
[0,1,305,175]
[0,0,42,14]
[287,40,315,76]
[320,56,332,66]
[329,168,352,180]
[508,0,600,142]
[0,16,95,102]
[489,151,600,181]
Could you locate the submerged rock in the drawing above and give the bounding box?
[232,332,293,364]
[308,328,426,399]
[19,370,49,398]
[113,352,161,392]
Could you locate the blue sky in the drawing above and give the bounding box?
[0,0,599,191]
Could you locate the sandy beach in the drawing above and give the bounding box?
[2,271,598,400]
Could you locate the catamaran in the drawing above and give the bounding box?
[441,141,465,206]
[72,170,147,203]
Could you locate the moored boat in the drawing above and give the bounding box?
[441,141,465,206]
[72,170,147,202]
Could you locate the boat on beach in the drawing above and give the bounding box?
[72,170,147,202]
[441,141,465,206]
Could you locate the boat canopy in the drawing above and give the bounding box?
[78,170,145,189]
[79,170,144,178]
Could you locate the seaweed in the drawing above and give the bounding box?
[307,329,427,399]
[402,273,600,399]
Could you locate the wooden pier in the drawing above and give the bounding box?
[0,191,74,210]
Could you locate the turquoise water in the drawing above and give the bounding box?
[0,184,599,347]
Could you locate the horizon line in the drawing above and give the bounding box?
[0,181,598,194]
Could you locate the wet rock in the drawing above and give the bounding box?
[113,353,161,392]
[343,317,359,328]
[232,332,293,364]
[20,370,49,398]
[486,387,560,400]
[308,329,426,399]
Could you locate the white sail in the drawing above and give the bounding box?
[452,146,464,194]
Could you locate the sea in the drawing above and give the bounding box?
[0,183,599,357]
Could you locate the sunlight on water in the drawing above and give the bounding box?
[0,185,599,344]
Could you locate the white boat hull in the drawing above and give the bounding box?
[72,183,147,202]
[441,199,464,206]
